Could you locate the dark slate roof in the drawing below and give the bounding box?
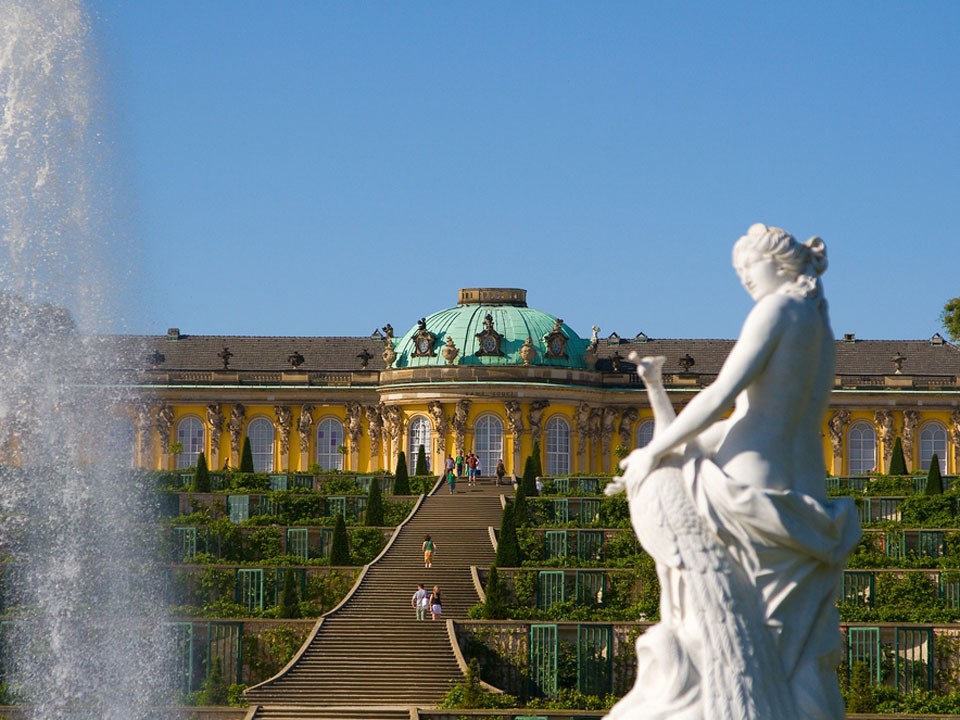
[591,335,960,378]
[105,334,390,372]
[95,332,960,379]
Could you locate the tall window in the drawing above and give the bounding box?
[919,422,948,473]
[636,419,655,449]
[176,416,204,469]
[408,416,432,471]
[247,418,275,473]
[474,415,503,478]
[545,416,570,476]
[848,422,877,475]
[108,414,137,469]
[316,418,344,471]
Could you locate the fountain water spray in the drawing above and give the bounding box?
[1,1,173,717]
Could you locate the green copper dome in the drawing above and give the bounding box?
[393,288,588,368]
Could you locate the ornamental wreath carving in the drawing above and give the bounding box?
[275,406,293,456]
[298,405,314,454]
[207,404,224,460]
[527,399,550,445]
[229,404,245,456]
[156,405,174,453]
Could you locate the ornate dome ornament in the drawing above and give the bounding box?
[411,317,437,357]
[519,336,537,366]
[440,336,459,365]
[543,317,569,359]
[475,313,505,357]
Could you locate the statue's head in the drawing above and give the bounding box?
[733,224,827,300]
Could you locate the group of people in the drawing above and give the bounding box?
[441,453,507,492]
[410,582,442,621]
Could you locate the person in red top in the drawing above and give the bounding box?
[466,452,479,486]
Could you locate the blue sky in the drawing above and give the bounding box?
[91,1,960,342]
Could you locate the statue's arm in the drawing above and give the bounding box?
[633,297,787,466]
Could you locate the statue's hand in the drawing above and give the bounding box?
[629,353,666,386]
[605,448,657,496]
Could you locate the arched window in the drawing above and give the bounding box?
[247,417,275,473]
[848,421,877,475]
[316,418,345,471]
[919,422,948,473]
[545,416,570,476]
[636,419,655,449]
[176,416,205,469]
[474,415,504,478]
[408,416,432,471]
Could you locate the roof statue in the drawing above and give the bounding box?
[605,224,860,720]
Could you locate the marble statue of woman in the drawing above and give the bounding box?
[605,224,861,720]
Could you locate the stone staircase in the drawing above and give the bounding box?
[244,479,507,718]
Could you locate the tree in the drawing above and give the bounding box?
[925,454,944,496]
[494,501,521,567]
[329,513,351,566]
[239,437,255,473]
[941,297,960,342]
[482,565,509,619]
[415,444,429,476]
[888,437,908,476]
[364,477,384,526]
[393,450,410,495]
[279,569,302,619]
[192,451,210,492]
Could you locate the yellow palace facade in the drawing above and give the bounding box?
[128,288,960,480]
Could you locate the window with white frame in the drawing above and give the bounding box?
[545,416,570,476]
[848,421,877,475]
[919,422,948,473]
[408,416,432,471]
[316,417,345,471]
[636,419,655,449]
[474,415,504,478]
[247,418,275,473]
[176,416,205,469]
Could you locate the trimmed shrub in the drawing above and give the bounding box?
[279,569,302,619]
[482,565,509,619]
[329,514,351,566]
[192,451,210,492]
[521,456,539,497]
[495,501,522,567]
[240,437,255,474]
[531,440,543,478]
[888,437,908,476]
[926,454,944,496]
[197,656,229,705]
[393,451,411,495]
[415,444,429,476]
[365,477,385,526]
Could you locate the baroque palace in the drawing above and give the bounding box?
[126,288,960,480]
